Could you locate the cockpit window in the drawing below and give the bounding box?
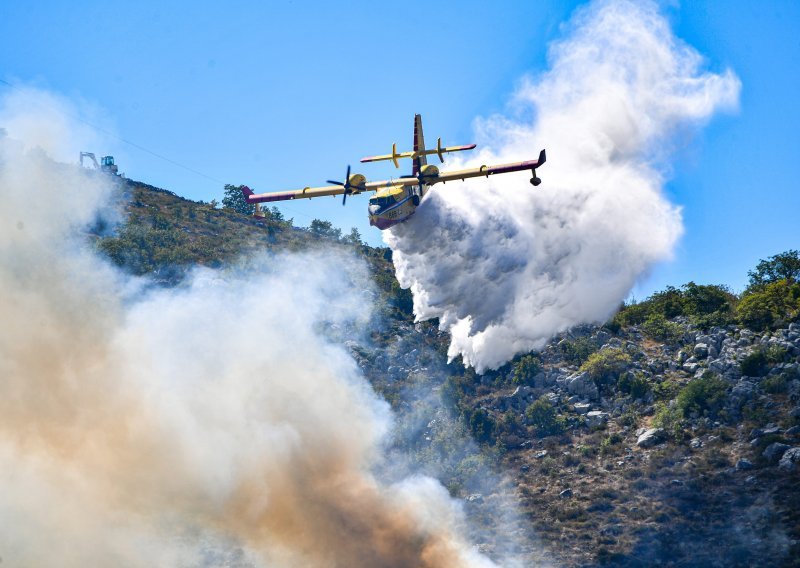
[370,195,396,207]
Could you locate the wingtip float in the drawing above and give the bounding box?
[243,114,546,231]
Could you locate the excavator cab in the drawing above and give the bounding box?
[100,155,118,175]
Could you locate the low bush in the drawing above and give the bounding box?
[617,372,650,399]
[653,403,685,440]
[741,350,768,377]
[741,346,788,377]
[675,374,728,419]
[761,373,789,394]
[600,433,623,454]
[580,348,631,387]
[526,397,566,438]
[511,354,542,386]
[737,279,800,331]
[559,337,598,366]
[641,313,684,342]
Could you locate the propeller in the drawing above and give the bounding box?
[327,165,354,206]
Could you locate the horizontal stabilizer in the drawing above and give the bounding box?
[361,140,477,168]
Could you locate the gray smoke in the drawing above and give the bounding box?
[0,92,496,567]
[385,0,740,372]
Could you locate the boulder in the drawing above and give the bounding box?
[533,372,553,388]
[694,343,709,359]
[735,458,754,471]
[573,402,592,415]
[564,371,599,400]
[506,386,533,410]
[683,362,699,374]
[778,447,800,472]
[586,411,610,428]
[466,493,484,504]
[595,330,611,346]
[559,488,573,498]
[763,442,790,463]
[403,349,419,366]
[543,392,559,405]
[637,428,667,448]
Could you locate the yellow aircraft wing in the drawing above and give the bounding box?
[241,174,418,205]
[243,184,350,203]
[428,150,546,185]
[241,149,545,205]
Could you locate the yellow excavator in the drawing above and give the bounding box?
[80,152,119,175]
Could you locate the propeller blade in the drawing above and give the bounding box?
[345,165,351,185]
[342,191,347,206]
[327,180,344,186]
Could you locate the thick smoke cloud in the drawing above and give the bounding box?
[0,97,494,567]
[385,0,741,372]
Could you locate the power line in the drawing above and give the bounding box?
[0,77,316,222]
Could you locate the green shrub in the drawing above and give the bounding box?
[580,348,631,386]
[652,403,684,440]
[512,354,542,386]
[641,313,683,342]
[614,302,649,327]
[617,372,650,399]
[741,350,768,377]
[761,374,789,394]
[525,397,566,437]
[739,345,787,378]
[653,379,681,401]
[737,279,800,331]
[466,408,495,444]
[559,337,598,366]
[647,286,686,318]
[612,283,736,331]
[600,433,623,454]
[675,375,728,418]
[681,282,736,319]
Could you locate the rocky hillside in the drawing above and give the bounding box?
[97,177,800,567]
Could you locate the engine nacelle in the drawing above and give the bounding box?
[419,164,439,178]
[348,173,367,191]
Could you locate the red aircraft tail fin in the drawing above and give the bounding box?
[241,185,255,202]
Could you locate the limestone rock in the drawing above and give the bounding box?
[778,447,800,472]
[586,411,610,428]
[564,371,599,400]
[763,442,790,463]
[637,428,667,448]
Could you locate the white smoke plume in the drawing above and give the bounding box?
[0,95,495,567]
[385,0,741,372]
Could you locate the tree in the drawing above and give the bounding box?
[343,227,363,246]
[525,397,565,437]
[512,354,542,385]
[221,184,255,216]
[309,219,342,240]
[681,282,735,316]
[269,206,284,222]
[748,250,800,288]
[737,279,800,331]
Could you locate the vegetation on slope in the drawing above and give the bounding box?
[92,176,800,567]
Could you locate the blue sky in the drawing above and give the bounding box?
[1,0,798,297]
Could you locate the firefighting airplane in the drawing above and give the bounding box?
[241,114,546,230]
